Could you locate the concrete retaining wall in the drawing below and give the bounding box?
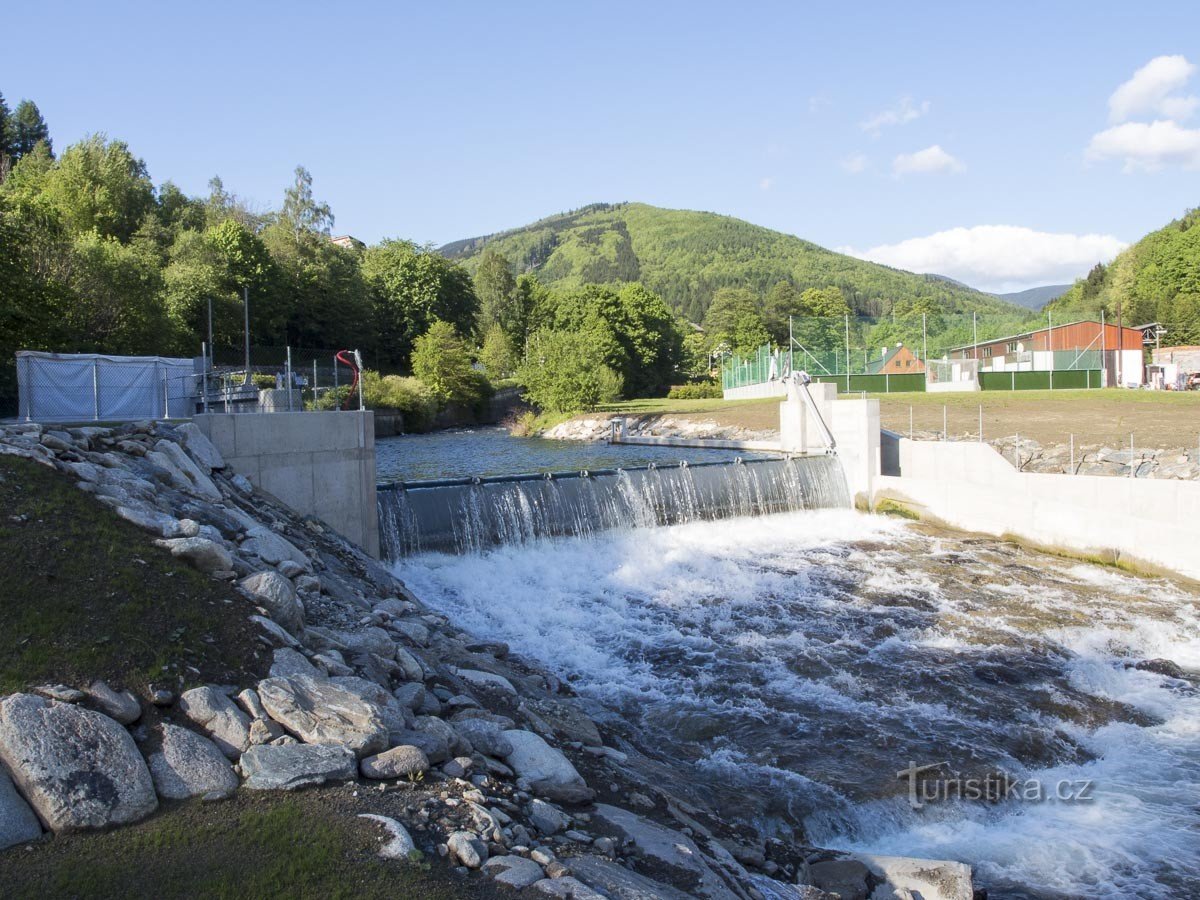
[723,382,788,400]
[874,437,1200,581]
[194,411,379,558]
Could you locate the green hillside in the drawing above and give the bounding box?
[441,203,1018,322]
[1048,207,1200,343]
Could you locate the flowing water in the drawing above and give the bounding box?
[392,508,1200,899]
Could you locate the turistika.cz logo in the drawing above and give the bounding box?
[896,762,1096,810]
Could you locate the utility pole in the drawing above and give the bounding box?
[243,286,251,376]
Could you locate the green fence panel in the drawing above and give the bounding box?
[885,373,926,393]
[1012,371,1048,390]
[1049,369,1087,389]
[979,370,1100,391]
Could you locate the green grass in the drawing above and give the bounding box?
[0,793,491,900]
[869,388,1200,408]
[0,455,264,693]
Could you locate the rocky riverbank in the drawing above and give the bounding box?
[0,420,976,900]
[543,415,778,445]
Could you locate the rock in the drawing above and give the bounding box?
[569,857,695,899]
[447,830,489,868]
[359,745,429,779]
[231,473,253,493]
[32,684,85,704]
[156,536,232,575]
[503,730,592,804]
[0,768,42,850]
[250,615,301,648]
[483,854,545,888]
[240,743,357,791]
[277,559,305,579]
[455,668,518,696]
[115,504,185,537]
[359,813,418,860]
[0,694,157,833]
[295,574,321,594]
[393,646,425,682]
[414,715,466,757]
[1133,658,1186,679]
[148,724,239,800]
[529,798,570,835]
[174,422,225,472]
[391,619,430,646]
[84,680,141,725]
[452,718,513,758]
[809,859,871,900]
[269,648,322,679]
[178,686,253,759]
[149,440,222,500]
[591,804,735,899]
[240,525,310,571]
[392,682,426,711]
[240,571,305,634]
[530,876,608,899]
[524,697,603,747]
[256,674,388,757]
[851,853,973,900]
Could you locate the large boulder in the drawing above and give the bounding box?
[240,526,310,571]
[452,718,513,759]
[256,675,388,757]
[502,730,592,803]
[0,768,42,850]
[568,857,695,900]
[239,571,305,634]
[156,537,232,575]
[83,680,141,725]
[358,813,417,860]
[240,743,357,791]
[174,422,225,472]
[483,855,545,889]
[148,440,222,501]
[178,686,252,759]
[0,694,157,833]
[147,724,239,800]
[850,853,974,900]
[359,745,429,779]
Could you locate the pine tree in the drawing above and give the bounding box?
[0,91,11,161]
[9,100,51,159]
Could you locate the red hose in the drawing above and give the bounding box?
[335,350,359,410]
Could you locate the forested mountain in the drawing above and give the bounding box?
[995,285,1071,311]
[1047,207,1200,343]
[441,203,1019,322]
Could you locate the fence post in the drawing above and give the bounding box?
[162,372,170,420]
[92,359,100,421]
[1011,371,1015,391]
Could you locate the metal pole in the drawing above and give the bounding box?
[286,346,293,412]
[243,286,250,375]
[92,359,100,421]
[163,372,170,420]
[201,342,209,413]
[333,355,339,394]
[1101,309,1106,387]
[355,349,365,411]
[922,313,928,369]
[207,296,214,369]
[844,313,851,391]
[972,312,977,360]
[313,359,318,409]
[1048,309,1053,391]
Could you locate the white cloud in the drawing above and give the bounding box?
[840,154,868,174]
[892,145,964,176]
[1108,55,1197,123]
[840,225,1127,293]
[759,177,774,191]
[861,97,930,136]
[1087,119,1200,171]
[808,95,832,114]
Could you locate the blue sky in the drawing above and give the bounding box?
[3,1,1198,291]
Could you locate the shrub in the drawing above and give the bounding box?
[667,381,723,399]
[517,329,623,413]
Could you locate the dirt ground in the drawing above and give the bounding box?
[599,389,1200,450]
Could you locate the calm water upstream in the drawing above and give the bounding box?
[375,426,772,482]
[384,431,1200,899]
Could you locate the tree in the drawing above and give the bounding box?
[362,239,478,370]
[411,320,479,404]
[279,165,333,242]
[762,280,802,345]
[517,329,623,413]
[479,322,517,378]
[41,135,154,242]
[0,92,10,174]
[6,100,51,160]
[703,287,768,354]
[474,249,521,337]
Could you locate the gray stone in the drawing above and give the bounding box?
[453,718,513,758]
[391,619,430,646]
[0,694,158,833]
[148,724,239,800]
[240,571,305,634]
[156,536,232,575]
[149,440,222,500]
[240,525,310,571]
[33,684,85,703]
[393,646,425,682]
[359,813,418,860]
[240,743,357,791]
[277,559,305,579]
[115,504,184,538]
[414,715,467,757]
[250,615,301,648]
[529,798,570,835]
[591,804,735,899]
[483,854,545,888]
[0,768,42,850]
[174,422,225,472]
[85,680,141,725]
[851,853,973,900]
[257,674,388,757]
[231,473,253,493]
[269,648,322,679]
[502,730,592,804]
[569,857,695,899]
[809,859,870,900]
[530,877,608,899]
[447,830,488,868]
[178,686,253,759]
[359,745,429,779]
[392,682,426,711]
[455,668,518,695]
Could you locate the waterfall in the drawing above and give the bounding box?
[377,455,849,558]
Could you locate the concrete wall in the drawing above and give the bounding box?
[194,411,379,558]
[723,381,788,401]
[874,437,1200,581]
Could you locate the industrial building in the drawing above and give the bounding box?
[950,319,1144,387]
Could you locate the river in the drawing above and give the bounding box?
[383,432,1200,899]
